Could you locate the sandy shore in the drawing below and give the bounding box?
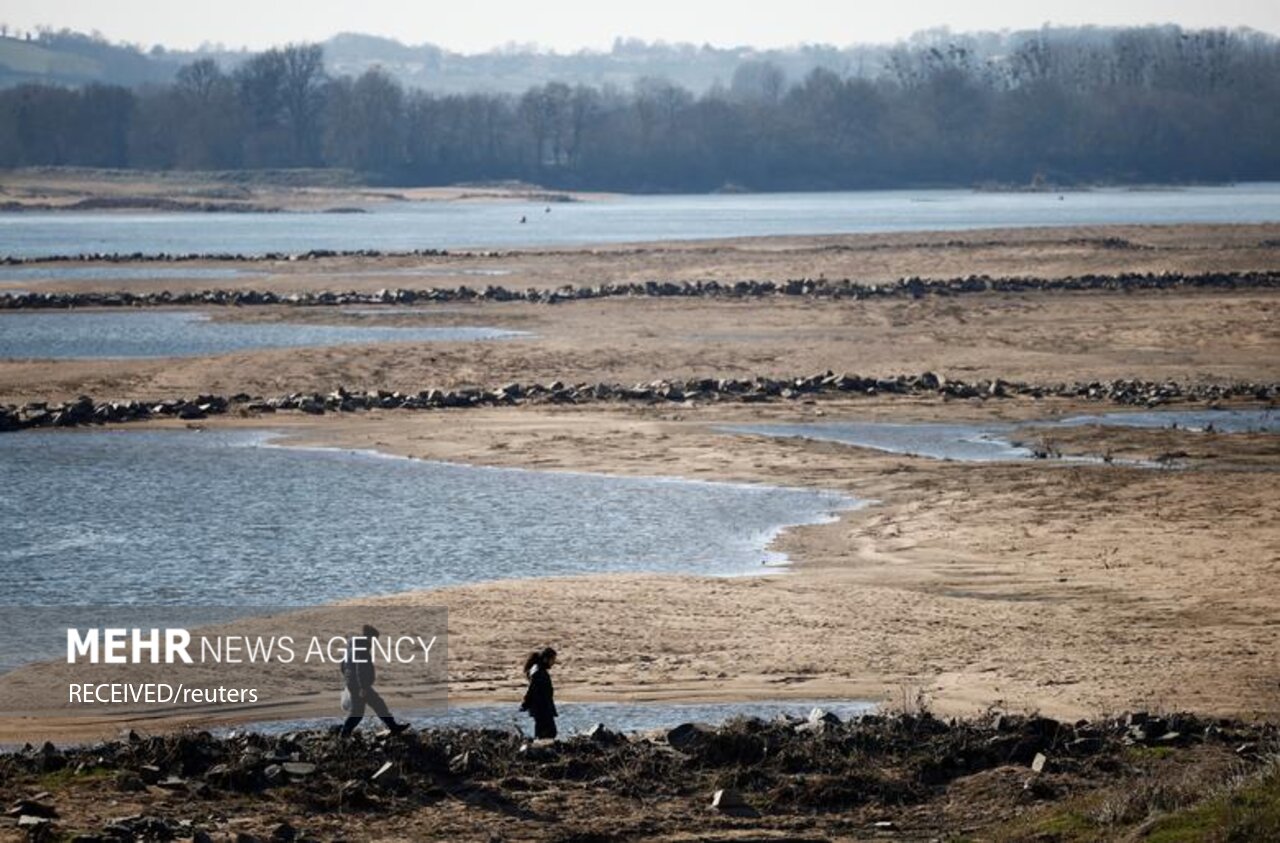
[0,167,606,213]
[279,402,1280,719]
[2,396,1276,743]
[0,225,1276,744]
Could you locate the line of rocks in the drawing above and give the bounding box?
[3,372,1275,433]
[0,231,1227,265]
[0,248,451,265]
[2,270,1279,310]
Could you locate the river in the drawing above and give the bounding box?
[2,184,1278,258]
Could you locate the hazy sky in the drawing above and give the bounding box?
[3,0,1278,52]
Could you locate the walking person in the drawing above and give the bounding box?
[339,624,411,736]
[520,647,558,739]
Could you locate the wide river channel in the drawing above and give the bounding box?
[2,184,1279,258]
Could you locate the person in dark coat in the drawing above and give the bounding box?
[520,647,558,739]
[339,624,410,736]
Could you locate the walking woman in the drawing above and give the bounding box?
[339,624,411,736]
[520,647,558,739]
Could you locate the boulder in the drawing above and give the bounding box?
[262,764,285,785]
[666,722,716,751]
[281,761,316,778]
[586,723,625,745]
[710,788,757,816]
[6,799,56,819]
[711,788,745,809]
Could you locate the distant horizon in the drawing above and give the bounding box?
[5,20,1280,58]
[2,0,1278,55]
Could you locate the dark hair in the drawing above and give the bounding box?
[361,624,380,638]
[523,647,557,677]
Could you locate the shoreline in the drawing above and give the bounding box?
[0,169,613,214]
[3,219,1280,264]
[0,221,1275,750]
[4,393,1277,742]
[0,420,868,744]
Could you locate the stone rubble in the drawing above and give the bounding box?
[0,710,1271,841]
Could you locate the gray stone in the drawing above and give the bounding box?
[262,764,284,785]
[282,761,316,778]
[710,788,745,809]
[667,722,716,750]
[586,723,624,745]
[709,788,757,817]
[6,799,56,819]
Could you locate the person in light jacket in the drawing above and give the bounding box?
[520,646,558,739]
[339,624,410,736]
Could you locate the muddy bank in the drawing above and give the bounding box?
[1,710,1275,841]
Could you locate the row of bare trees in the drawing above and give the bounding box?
[1,28,1278,189]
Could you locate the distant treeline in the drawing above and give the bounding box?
[2,26,1278,191]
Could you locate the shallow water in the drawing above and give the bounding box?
[733,420,1035,462]
[1042,409,1278,434]
[235,698,878,738]
[0,430,854,609]
[725,408,1279,462]
[0,310,526,358]
[2,184,1278,258]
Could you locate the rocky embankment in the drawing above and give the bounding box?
[2,373,1276,433]
[1,710,1274,840]
[2,270,1278,309]
[0,249,451,266]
